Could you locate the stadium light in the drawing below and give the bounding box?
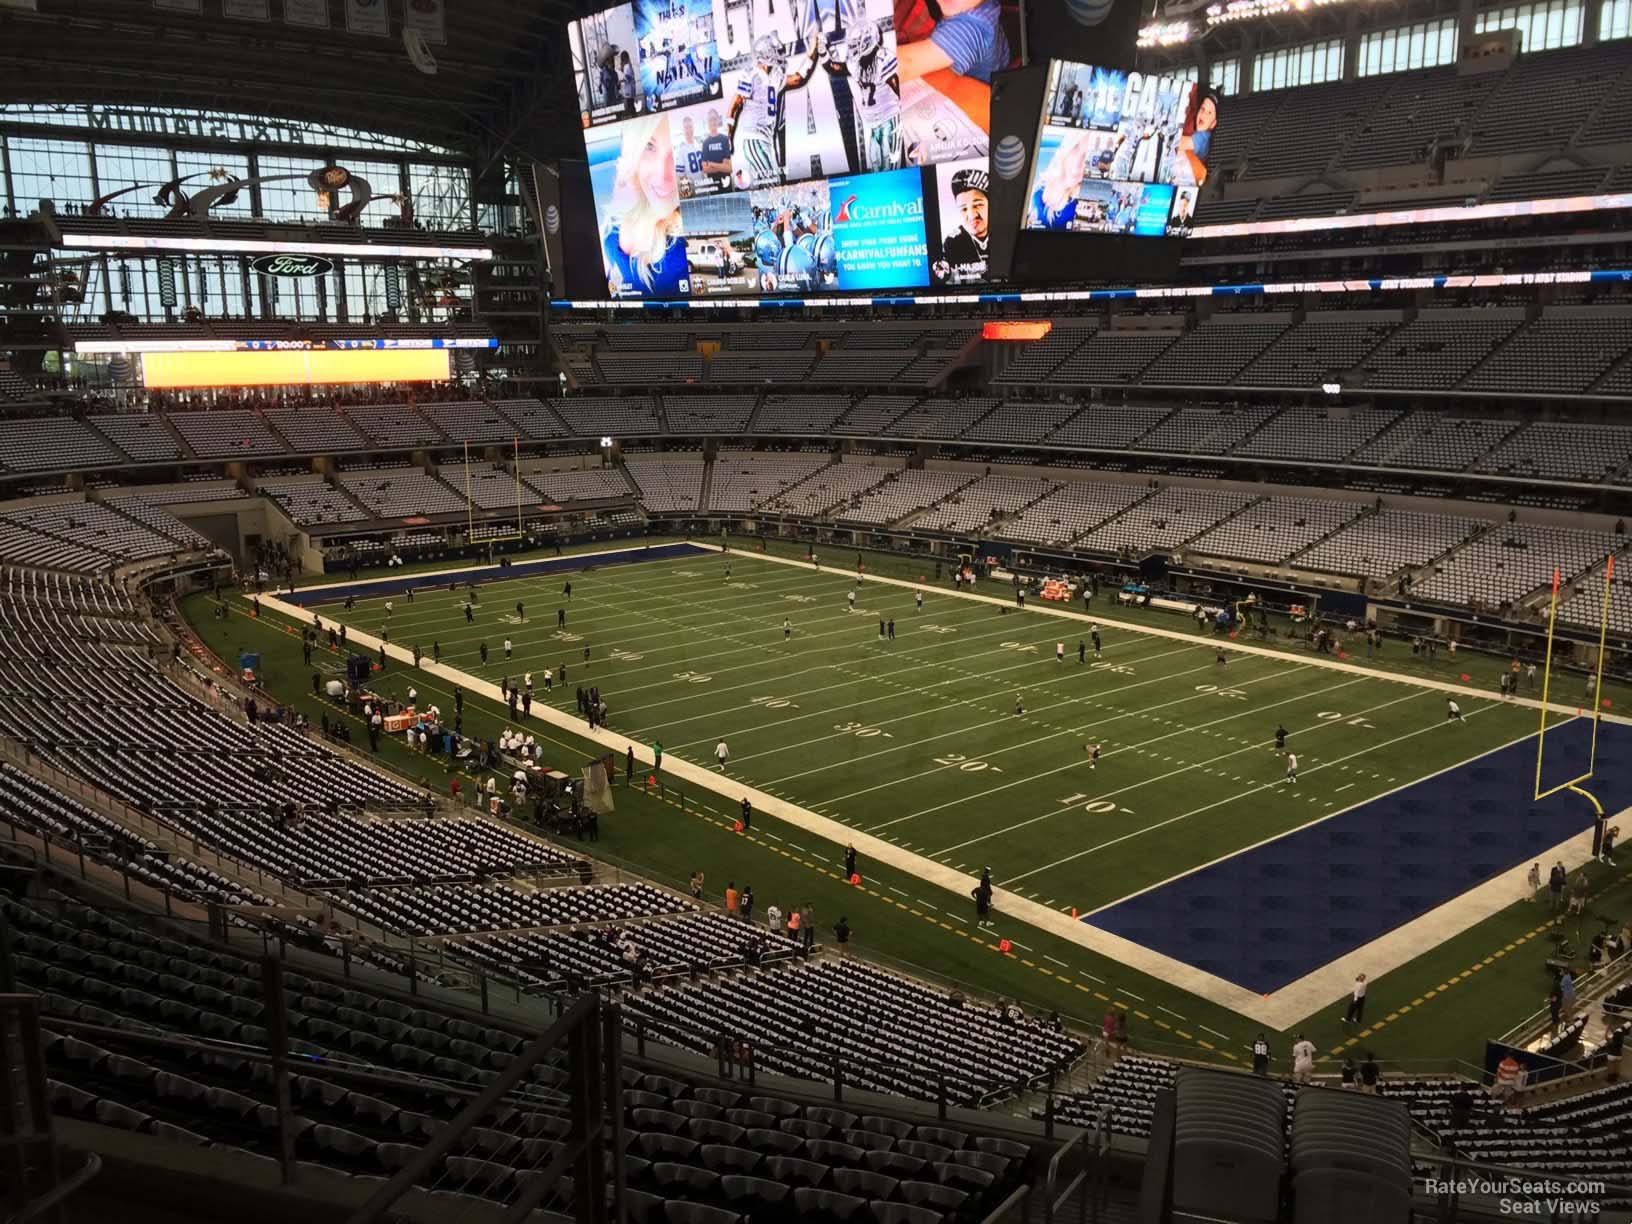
[1204,0,1350,26]
[1321,381,1342,396]
[1138,19,1196,46]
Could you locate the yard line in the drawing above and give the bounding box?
[692,541,1624,727]
[1003,698,1490,886]
[861,668,1349,830]
[922,679,1404,850]
[1335,782,1355,793]
[668,637,1198,754]
[764,652,1297,790]
[1158,1006,1186,1020]
[1045,955,1069,967]
[1200,1026,1233,1042]
[1081,714,1538,926]
[629,611,1153,724]
[1119,990,1145,1001]
[1078,971,1104,983]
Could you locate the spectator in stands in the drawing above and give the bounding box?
[724,881,739,917]
[832,914,851,957]
[766,901,781,933]
[740,884,754,922]
[689,869,704,900]
[1359,1051,1381,1094]
[799,902,815,950]
[1340,1056,1357,1088]
[1560,968,1576,1018]
[1491,1052,1523,1105]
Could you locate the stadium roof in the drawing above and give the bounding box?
[0,0,588,162]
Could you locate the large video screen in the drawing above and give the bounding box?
[569,0,1018,298]
[1021,61,1218,237]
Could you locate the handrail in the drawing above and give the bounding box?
[1498,946,1632,1046]
[979,1183,1029,1224]
[10,1152,102,1224]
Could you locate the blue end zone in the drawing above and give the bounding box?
[279,542,713,608]
[1087,718,1631,995]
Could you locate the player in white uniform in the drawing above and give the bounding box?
[828,20,900,172]
[728,36,814,188]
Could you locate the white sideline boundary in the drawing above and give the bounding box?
[260,540,1624,1030]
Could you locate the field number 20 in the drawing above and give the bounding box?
[934,752,1002,773]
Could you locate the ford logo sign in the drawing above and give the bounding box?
[251,254,335,278]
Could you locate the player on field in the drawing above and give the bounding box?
[504,638,513,660]
[1014,693,1025,716]
[1090,623,1102,657]
[1285,753,1298,784]
[728,36,816,188]
[916,591,923,611]
[1446,698,1464,722]
[516,600,525,622]
[1056,641,1064,664]
[1274,723,1288,752]
[1085,742,1101,769]
[847,589,856,613]
[1078,640,1086,664]
[784,617,792,640]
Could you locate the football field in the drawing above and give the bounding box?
[268,539,1629,1029]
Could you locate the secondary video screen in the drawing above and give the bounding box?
[1021,60,1218,238]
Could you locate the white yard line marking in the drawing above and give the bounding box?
[648,628,1181,740]
[719,640,1205,766]
[1008,697,1488,887]
[877,672,1366,838]
[692,543,1629,726]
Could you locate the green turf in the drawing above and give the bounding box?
[186,539,1631,1073]
[302,546,1559,909]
